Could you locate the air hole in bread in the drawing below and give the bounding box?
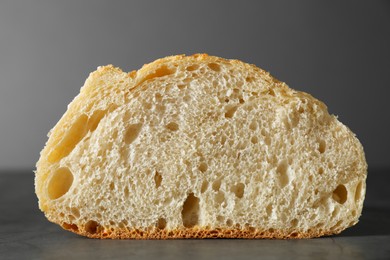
[177,84,186,90]
[217,215,224,222]
[183,95,191,103]
[262,130,271,146]
[225,105,238,118]
[245,224,255,232]
[166,122,179,131]
[154,171,162,188]
[198,162,208,173]
[220,135,227,145]
[268,228,275,233]
[132,90,141,98]
[245,104,257,112]
[318,139,326,154]
[290,232,298,238]
[208,63,221,72]
[156,104,166,113]
[63,222,78,232]
[290,218,298,227]
[68,214,76,222]
[228,88,244,102]
[157,218,167,229]
[71,207,80,218]
[48,115,88,163]
[276,160,289,188]
[118,221,126,229]
[268,89,276,96]
[200,180,209,193]
[215,191,226,205]
[318,167,324,175]
[354,181,363,203]
[186,64,199,71]
[266,204,273,216]
[138,65,175,86]
[124,123,142,144]
[231,183,245,198]
[331,207,339,218]
[124,186,129,197]
[290,112,300,129]
[212,178,222,191]
[109,182,115,191]
[87,109,107,132]
[328,161,334,169]
[47,167,74,200]
[332,220,343,230]
[85,220,99,235]
[246,76,254,83]
[226,219,233,227]
[181,193,200,228]
[143,102,152,109]
[155,92,163,101]
[332,184,348,204]
[313,195,328,209]
[162,197,172,205]
[249,121,257,131]
[181,76,192,83]
[251,136,258,144]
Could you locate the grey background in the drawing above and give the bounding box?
[0,0,389,171]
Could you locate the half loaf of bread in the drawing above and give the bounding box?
[35,54,367,239]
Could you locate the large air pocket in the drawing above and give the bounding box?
[47,167,74,200]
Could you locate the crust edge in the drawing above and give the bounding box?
[61,222,348,239]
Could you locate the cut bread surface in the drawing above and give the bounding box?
[35,54,367,239]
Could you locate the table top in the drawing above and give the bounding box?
[1,170,389,260]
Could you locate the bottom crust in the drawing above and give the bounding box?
[61,222,342,239]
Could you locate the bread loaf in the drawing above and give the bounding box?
[35,54,367,239]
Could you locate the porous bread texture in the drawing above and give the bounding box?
[35,54,367,239]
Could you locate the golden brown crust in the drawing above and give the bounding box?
[61,222,345,240]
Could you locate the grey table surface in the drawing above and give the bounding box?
[1,170,389,260]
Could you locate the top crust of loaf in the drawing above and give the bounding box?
[35,54,367,239]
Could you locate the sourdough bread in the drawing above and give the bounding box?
[35,54,367,239]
